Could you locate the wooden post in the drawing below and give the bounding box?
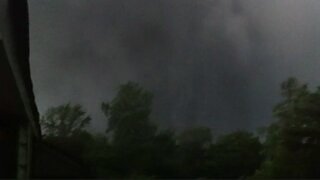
[16,122,31,179]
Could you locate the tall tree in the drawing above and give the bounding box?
[255,78,320,178]
[101,82,157,177]
[39,104,93,177]
[41,103,91,138]
[102,82,156,147]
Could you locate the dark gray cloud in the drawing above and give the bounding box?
[29,0,320,133]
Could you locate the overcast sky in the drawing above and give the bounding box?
[28,0,320,133]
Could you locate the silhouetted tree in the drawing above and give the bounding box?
[142,129,178,178]
[101,82,157,177]
[39,80,316,178]
[255,78,320,178]
[41,103,91,138]
[207,131,262,178]
[40,104,93,177]
[176,127,212,178]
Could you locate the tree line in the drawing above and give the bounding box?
[40,78,320,178]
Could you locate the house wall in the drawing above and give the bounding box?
[0,42,20,178]
[1,0,40,137]
[1,1,84,178]
[0,0,39,178]
[0,113,18,178]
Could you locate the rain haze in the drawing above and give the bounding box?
[28,0,320,133]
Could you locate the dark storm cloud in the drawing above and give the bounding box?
[29,0,320,133]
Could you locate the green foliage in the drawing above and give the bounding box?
[254,77,320,178]
[176,127,213,178]
[177,127,212,148]
[42,81,320,178]
[146,130,178,177]
[102,82,153,132]
[208,131,263,178]
[40,103,91,138]
[44,130,93,160]
[39,130,95,178]
[39,104,94,177]
[102,82,156,149]
[101,82,158,177]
